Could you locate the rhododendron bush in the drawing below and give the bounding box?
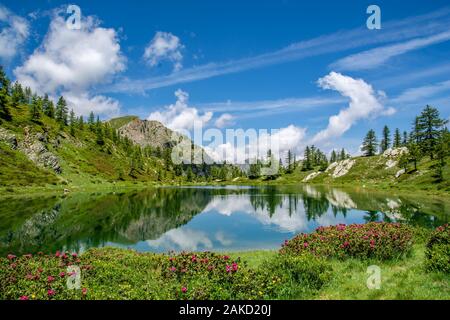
[425,224,450,273]
[280,222,414,260]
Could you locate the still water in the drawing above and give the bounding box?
[0,185,448,255]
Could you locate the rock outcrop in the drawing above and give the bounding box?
[302,171,321,182]
[0,127,61,173]
[117,118,184,149]
[383,147,408,169]
[327,159,355,178]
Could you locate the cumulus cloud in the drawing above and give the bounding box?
[214,113,235,128]
[63,92,120,118]
[0,5,29,60]
[148,89,213,131]
[204,124,306,164]
[312,72,393,144]
[14,14,125,116]
[143,31,183,71]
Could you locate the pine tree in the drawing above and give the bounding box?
[69,109,76,135]
[88,111,95,130]
[393,128,402,148]
[302,146,312,171]
[11,81,25,108]
[362,129,378,157]
[0,66,12,121]
[340,148,347,161]
[407,142,421,171]
[434,128,449,181]
[415,105,447,159]
[380,125,391,153]
[402,131,408,146]
[55,96,68,127]
[29,95,42,121]
[286,149,293,173]
[330,150,337,163]
[43,94,55,118]
[78,116,84,130]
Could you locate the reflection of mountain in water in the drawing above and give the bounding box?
[0,186,448,255]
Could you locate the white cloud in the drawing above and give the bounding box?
[204,124,306,164]
[391,79,450,104]
[143,31,183,71]
[148,89,213,131]
[63,92,120,118]
[312,72,392,143]
[214,113,235,128]
[0,5,29,60]
[332,31,450,71]
[146,228,213,251]
[14,14,125,116]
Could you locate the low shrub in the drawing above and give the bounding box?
[0,248,332,300]
[280,222,414,260]
[425,224,450,273]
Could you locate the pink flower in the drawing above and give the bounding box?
[181,287,187,293]
[59,272,65,277]
[23,254,32,259]
[226,265,232,273]
[72,253,78,258]
[303,242,309,248]
[191,255,197,262]
[232,262,238,272]
[207,265,214,271]
[47,276,55,283]
[223,255,230,260]
[10,263,17,269]
[82,288,87,296]
[19,296,29,300]
[26,274,34,280]
[169,267,176,272]
[7,254,16,260]
[47,289,56,297]
[55,251,60,257]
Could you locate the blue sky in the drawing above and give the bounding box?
[1,0,449,157]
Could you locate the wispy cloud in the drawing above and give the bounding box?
[197,96,344,119]
[331,30,450,71]
[390,79,450,104]
[103,8,450,94]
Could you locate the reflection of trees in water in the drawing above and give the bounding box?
[0,188,213,255]
[0,186,447,255]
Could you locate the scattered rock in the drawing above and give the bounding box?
[330,159,355,178]
[0,128,18,149]
[395,169,405,178]
[383,147,408,158]
[325,161,338,173]
[385,159,397,169]
[302,171,321,182]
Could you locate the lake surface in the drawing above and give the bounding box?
[0,185,448,255]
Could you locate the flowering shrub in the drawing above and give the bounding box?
[280,222,414,260]
[0,251,91,300]
[425,224,450,273]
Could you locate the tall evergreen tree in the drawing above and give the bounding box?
[55,96,68,127]
[415,105,447,159]
[29,95,42,121]
[393,128,402,148]
[42,94,55,118]
[402,131,408,146]
[330,150,337,163]
[69,109,76,135]
[88,111,95,129]
[0,66,11,121]
[361,129,378,157]
[340,148,347,161]
[302,146,312,171]
[11,82,25,108]
[380,125,391,153]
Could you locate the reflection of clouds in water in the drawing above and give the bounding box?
[146,228,212,251]
[204,195,309,233]
[204,196,254,216]
[326,189,356,209]
[315,213,349,227]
